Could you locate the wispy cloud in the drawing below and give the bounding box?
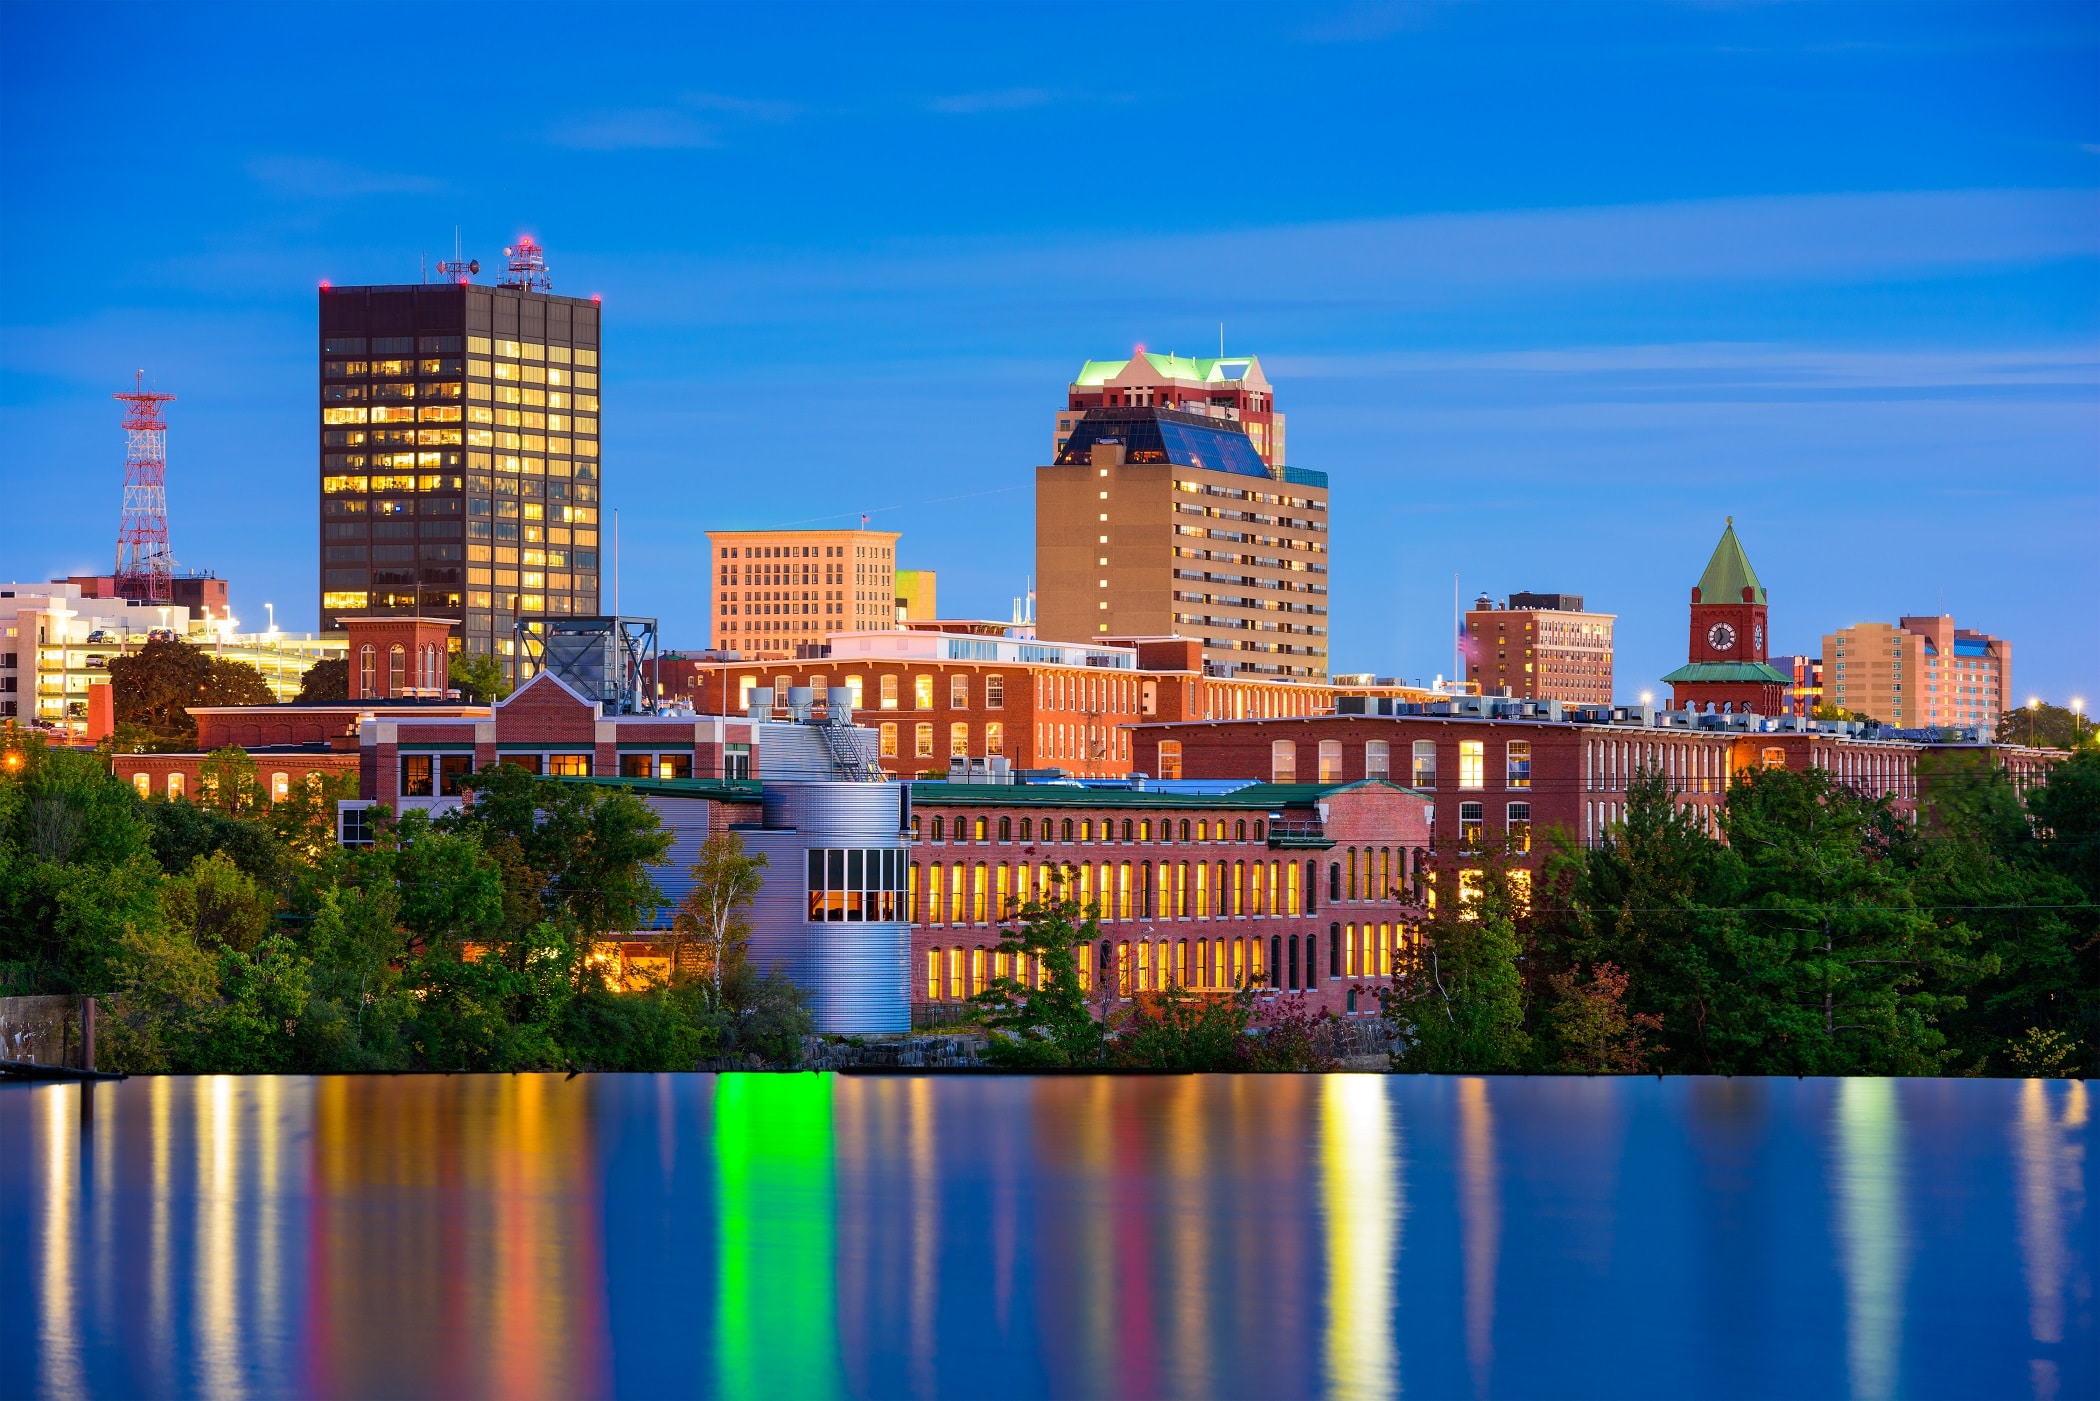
[245,156,442,199]
[926,88,1056,115]
[549,108,718,151]
[1297,1,1446,44]
[680,91,802,123]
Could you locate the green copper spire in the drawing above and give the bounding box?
[1695,517,1766,604]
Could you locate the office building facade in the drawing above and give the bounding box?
[1055,351,1285,468]
[1822,616,2010,729]
[1464,592,1616,705]
[1037,407,1329,681]
[708,528,900,660]
[317,282,603,673]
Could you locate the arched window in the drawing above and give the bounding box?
[1122,819,1134,841]
[1061,818,1074,841]
[974,817,988,841]
[1019,817,1032,841]
[931,816,944,841]
[271,772,289,802]
[1288,936,1300,990]
[388,644,406,696]
[1305,860,1319,914]
[1329,862,1342,902]
[1329,923,1342,979]
[359,645,376,697]
[998,816,1012,841]
[1179,819,1191,841]
[1304,933,1319,987]
[1235,819,1246,842]
[1269,935,1283,988]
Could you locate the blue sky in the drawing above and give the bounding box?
[2,1,2094,704]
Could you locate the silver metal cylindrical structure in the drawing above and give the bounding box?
[742,782,909,1034]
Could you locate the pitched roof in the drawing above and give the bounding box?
[1695,520,1767,604]
[1072,353,1268,389]
[1660,661,1792,684]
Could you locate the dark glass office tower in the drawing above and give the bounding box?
[317,283,602,669]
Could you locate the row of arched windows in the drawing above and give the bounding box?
[921,922,1416,1002]
[356,641,445,697]
[912,858,1326,926]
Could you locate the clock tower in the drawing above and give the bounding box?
[1662,519,1790,713]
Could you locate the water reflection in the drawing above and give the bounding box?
[1320,1076,1401,1401]
[1833,1078,1909,1401]
[5,1075,2093,1400]
[2014,1079,2089,1401]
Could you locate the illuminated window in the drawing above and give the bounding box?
[984,722,1003,756]
[950,674,969,708]
[1271,740,1296,783]
[358,645,376,696]
[915,674,934,710]
[271,772,290,802]
[1318,740,1343,783]
[1458,741,1484,790]
[1762,746,1787,769]
[1460,801,1484,850]
[132,772,150,799]
[879,722,898,758]
[167,772,185,800]
[950,722,970,758]
[387,644,405,696]
[547,755,591,777]
[915,723,934,759]
[1505,741,1532,789]
[1507,802,1532,854]
[880,675,899,710]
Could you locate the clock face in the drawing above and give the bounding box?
[1707,622,1737,652]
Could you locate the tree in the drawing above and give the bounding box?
[974,884,1108,1067]
[199,745,263,816]
[1997,701,2094,752]
[107,637,274,749]
[449,651,512,703]
[1542,962,1663,1072]
[295,657,348,703]
[1388,854,1531,1072]
[670,831,768,996]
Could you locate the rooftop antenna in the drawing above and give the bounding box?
[114,371,177,604]
[612,507,620,618]
[436,226,479,284]
[498,235,552,292]
[1219,322,1224,357]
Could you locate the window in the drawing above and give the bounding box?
[914,675,934,710]
[1507,802,1532,854]
[1762,746,1787,769]
[132,772,150,799]
[401,755,434,797]
[1365,741,1390,780]
[1460,801,1485,850]
[388,644,406,696]
[1506,741,1531,789]
[985,722,1004,757]
[1271,740,1296,783]
[1459,741,1484,790]
[1157,740,1182,780]
[879,722,898,758]
[880,675,899,710]
[805,847,905,923]
[1412,740,1437,788]
[167,772,185,800]
[621,753,652,778]
[339,805,374,846]
[915,723,935,759]
[724,745,752,781]
[547,754,590,777]
[986,675,1005,709]
[950,722,970,758]
[1318,740,1343,784]
[950,674,969,708]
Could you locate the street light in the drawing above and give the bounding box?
[2075,697,2088,746]
[2029,696,2041,747]
[1640,690,1654,708]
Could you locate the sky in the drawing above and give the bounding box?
[1,1,2095,705]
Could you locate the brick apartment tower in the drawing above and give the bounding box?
[1464,591,1616,705]
[1037,355,1328,682]
[318,281,602,674]
[1663,520,1790,713]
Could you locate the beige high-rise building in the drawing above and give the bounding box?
[1823,615,2010,729]
[1036,404,1328,681]
[709,528,898,660]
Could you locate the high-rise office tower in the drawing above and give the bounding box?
[317,266,602,674]
[1037,391,1329,682]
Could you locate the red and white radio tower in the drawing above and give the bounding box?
[497,235,552,292]
[113,371,177,604]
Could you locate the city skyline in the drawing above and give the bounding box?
[1,3,2093,704]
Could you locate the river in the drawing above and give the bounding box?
[1,1074,2088,1399]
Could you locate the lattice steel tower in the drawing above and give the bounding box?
[114,371,177,604]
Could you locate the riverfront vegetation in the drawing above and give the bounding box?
[1,729,2093,1077]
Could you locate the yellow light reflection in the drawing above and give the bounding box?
[1322,1075,1401,1401]
[39,1087,84,1401]
[195,1075,244,1401]
[1457,1077,1499,1397]
[2013,1077,2087,1385]
[1834,1078,1907,1401]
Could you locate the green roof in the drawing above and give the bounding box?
[1660,661,1792,685]
[1072,353,1261,388]
[1695,519,1766,604]
[562,775,764,801]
